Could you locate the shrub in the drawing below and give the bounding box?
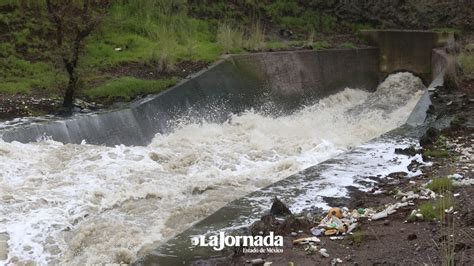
[312,40,330,50]
[217,23,244,54]
[427,177,454,192]
[458,51,474,79]
[245,21,265,51]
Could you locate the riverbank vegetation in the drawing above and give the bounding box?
[0,0,472,114]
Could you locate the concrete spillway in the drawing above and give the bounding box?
[0,30,454,265]
[1,48,380,146]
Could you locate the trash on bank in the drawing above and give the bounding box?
[310,227,323,236]
[331,258,343,265]
[292,236,321,245]
[305,244,318,254]
[319,248,330,257]
[247,258,265,265]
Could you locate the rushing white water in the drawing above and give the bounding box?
[0,73,425,264]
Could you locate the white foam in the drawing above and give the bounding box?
[0,72,425,264]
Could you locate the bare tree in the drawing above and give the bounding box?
[45,0,111,109]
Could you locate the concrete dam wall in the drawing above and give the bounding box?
[0,30,456,265]
[0,49,379,146]
[0,30,454,146]
[135,31,455,264]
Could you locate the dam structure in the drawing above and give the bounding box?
[0,30,454,265]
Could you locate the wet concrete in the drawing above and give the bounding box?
[135,31,456,265]
[0,49,379,146]
[361,30,454,83]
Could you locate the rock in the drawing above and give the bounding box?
[454,242,468,252]
[270,197,292,216]
[407,233,417,240]
[395,147,420,156]
[420,127,440,146]
[250,214,277,236]
[383,220,390,226]
[278,215,311,235]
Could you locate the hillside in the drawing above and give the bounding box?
[0,0,471,119]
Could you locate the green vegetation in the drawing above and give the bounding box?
[244,21,266,51]
[427,177,454,192]
[423,149,449,158]
[216,23,244,54]
[458,48,474,80]
[432,27,462,35]
[418,196,455,221]
[311,41,330,50]
[347,230,364,246]
[84,77,177,101]
[0,0,222,102]
[339,42,357,49]
[1,0,464,107]
[418,201,438,221]
[0,56,66,94]
[451,115,467,128]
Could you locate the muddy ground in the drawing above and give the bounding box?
[208,75,474,265]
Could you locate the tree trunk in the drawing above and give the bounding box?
[63,71,77,108]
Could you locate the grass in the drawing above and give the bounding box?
[216,23,244,54]
[0,1,220,100]
[244,21,266,51]
[311,41,330,50]
[423,148,449,158]
[84,77,177,101]
[347,230,364,246]
[451,115,467,128]
[458,50,474,79]
[418,196,455,221]
[340,42,357,49]
[427,177,454,192]
[0,56,66,94]
[432,27,462,36]
[0,1,361,101]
